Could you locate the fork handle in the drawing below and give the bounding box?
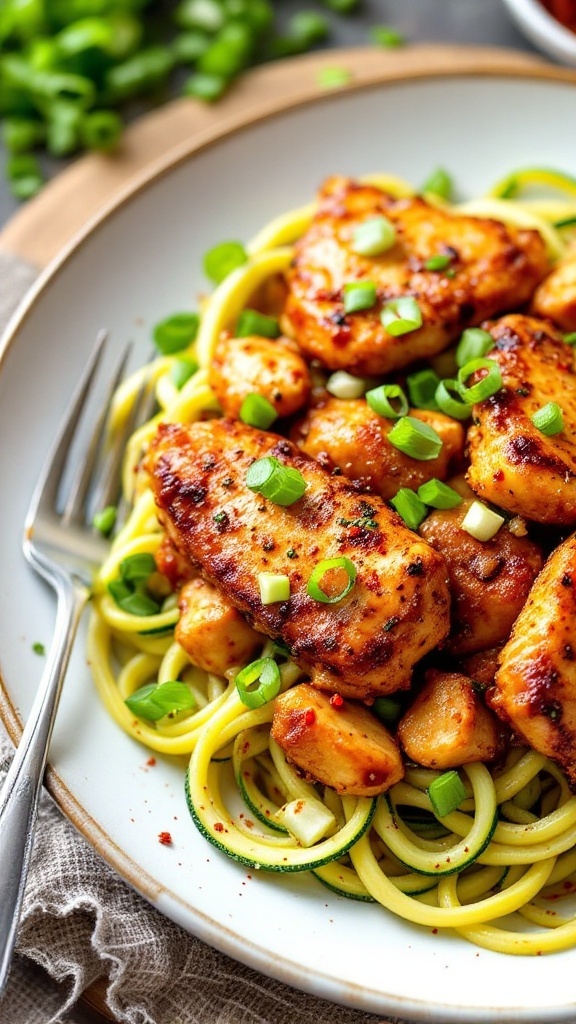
[0,568,87,998]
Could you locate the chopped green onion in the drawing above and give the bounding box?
[373,695,403,726]
[176,0,225,32]
[435,378,471,421]
[80,109,122,152]
[390,488,427,530]
[169,356,198,390]
[422,167,453,201]
[455,328,494,368]
[288,11,329,47]
[461,501,505,542]
[172,30,211,64]
[111,589,161,616]
[239,393,277,429]
[531,401,564,436]
[406,368,440,410]
[381,297,422,336]
[153,312,199,355]
[93,504,117,536]
[6,153,43,199]
[387,416,443,461]
[125,680,195,722]
[258,572,290,605]
[563,332,576,345]
[428,770,467,818]
[371,24,405,48]
[275,797,336,846]
[326,370,367,399]
[417,479,463,509]
[365,383,409,420]
[203,240,248,283]
[424,253,453,271]
[352,216,396,256]
[235,656,281,709]
[245,456,307,506]
[306,556,357,604]
[120,552,157,582]
[32,641,45,656]
[343,281,377,313]
[236,308,280,339]
[183,70,228,101]
[316,65,352,89]
[456,357,503,404]
[197,21,253,77]
[322,0,360,11]
[2,116,45,154]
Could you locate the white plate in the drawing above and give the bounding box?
[502,0,576,65]
[3,57,576,1023]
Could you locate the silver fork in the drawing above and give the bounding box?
[0,330,146,997]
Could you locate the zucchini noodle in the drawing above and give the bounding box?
[88,168,576,955]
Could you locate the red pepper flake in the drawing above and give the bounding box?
[214,822,225,833]
[493,468,504,482]
[330,693,345,709]
[158,831,172,846]
[305,708,316,725]
[147,757,156,766]
[431,928,438,934]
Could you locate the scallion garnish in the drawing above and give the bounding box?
[531,401,564,436]
[239,393,278,429]
[406,368,440,410]
[203,240,248,283]
[381,297,422,336]
[564,332,576,345]
[245,456,307,506]
[371,24,405,48]
[387,416,443,461]
[390,488,427,530]
[326,370,368,399]
[169,357,198,390]
[125,680,196,722]
[455,328,494,368]
[456,357,503,405]
[258,572,290,605]
[110,589,161,616]
[93,504,117,536]
[417,479,463,509]
[343,281,377,313]
[428,770,467,818]
[351,216,396,256]
[153,312,199,355]
[461,501,505,542]
[119,552,157,582]
[435,378,471,420]
[424,253,453,272]
[373,695,403,726]
[235,657,281,709]
[306,556,357,604]
[236,308,280,338]
[421,167,453,201]
[108,551,163,616]
[365,383,409,420]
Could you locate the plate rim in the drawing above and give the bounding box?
[3,46,576,1022]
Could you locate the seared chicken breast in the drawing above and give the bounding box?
[466,314,576,525]
[419,497,543,655]
[531,250,576,332]
[282,176,548,377]
[292,397,464,500]
[209,334,311,420]
[176,578,261,675]
[145,418,450,700]
[271,682,403,796]
[491,532,576,786]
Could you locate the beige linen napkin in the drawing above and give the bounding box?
[0,258,408,1024]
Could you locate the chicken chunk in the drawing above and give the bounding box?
[531,251,576,332]
[145,418,450,700]
[282,176,548,377]
[490,532,576,786]
[419,497,543,655]
[271,682,404,796]
[460,646,503,688]
[175,578,261,675]
[397,670,504,769]
[291,397,464,500]
[209,334,311,420]
[466,314,576,525]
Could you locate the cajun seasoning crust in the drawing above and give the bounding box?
[209,334,312,420]
[490,532,576,787]
[466,314,576,525]
[282,176,549,377]
[145,417,451,701]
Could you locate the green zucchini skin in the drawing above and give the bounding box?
[382,795,499,877]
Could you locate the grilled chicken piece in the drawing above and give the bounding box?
[175,578,261,675]
[155,535,197,589]
[282,176,548,377]
[491,533,576,785]
[209,334,312,420]
[531,251,576,332]
[419,497,543,655]
[466,314,576,525]
[271,682,403,796]
[397,670,504,769]
[460,646,503,688]
[291,397,464,500]
[145,418,450,700]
